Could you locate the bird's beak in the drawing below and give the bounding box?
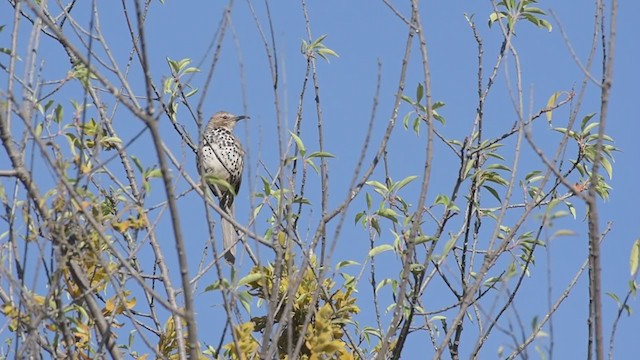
[235,115,249,122]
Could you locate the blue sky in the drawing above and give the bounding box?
[1,0,639,358]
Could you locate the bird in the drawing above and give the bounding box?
[198,111,249,264]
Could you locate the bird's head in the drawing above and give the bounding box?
[207,111,249,131]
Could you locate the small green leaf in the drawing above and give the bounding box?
[369,244,393,257]
[551,229,576,238]
[565,201,577,219]
[442,235,457,255]
[416,83,424,104]
[631,239,640,277]
[582,122,599,136]
[413,235,435,244]
[336,260,360,270]
[54,104,64,123]
[131,155,144,173]
[370,217,381,235]
[316,47,339,60]
[204,175,236,195]
[600,156,613,180]
[434,194,450,207]
[545,92,560,124]
[307,151,335,158]
[163,77,173,94]
[488,11,507,27]
[237,273,265,288]
[305,158,320,174]
[183,67,200,74]
[580,113,597,130]
[145,168,162,179]
[376,208,398,222]
[396,175,418,191]
[483,185,502,203]
[366,180,388,193]
[606,292,620,305]
[43,100,54,113]
[290,131,306,157]
[376,278,397,294]
[486,163,511,172]
[260,176,271,196]
[401,95,414,105]
[237,291,252,313]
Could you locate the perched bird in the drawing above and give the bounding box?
[198,111,248,263]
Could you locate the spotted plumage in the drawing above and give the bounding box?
[198,111,248,263]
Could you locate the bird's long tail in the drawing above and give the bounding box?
[221,203,237,264]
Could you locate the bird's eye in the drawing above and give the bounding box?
[223,115,228,119]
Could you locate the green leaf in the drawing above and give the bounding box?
[413,235,435,244]
[237,291,252,313]
[145,168,162,179]
[395,175,418,191]
[525,170,542,181]
[402,111,412,130]
[183,67,200,74]
[316,47,339,60]
[376,208,398,222]
[545,92,560,124]
[606,292,620,305]
[54,104,64,123]
[401,95,414,105]
[237,273,265,288]
[551,229,576,238]
[539,19,553,32]
[204,175,236,195]
[163,77,173,94]
[483,185,502,203]
[260,176,271,196]
[370,217,381,235]
[363,327,382,341]
[488,11,508,27]
[413,116,421,135]
[366,180,388,193]
[433,112,446,125]
[307,151,335,158]
[43,99,54,113]
[580,113,597,130]
[434,194,450,207]
[369,244,394,257]
[631,239,640,277]
[305,158,320,174]
[289,131,306,157]
[524,7,546,15]
[600,156,613,180]
[442,235,457,256]
[375,278,397,294]
[131,155,144,173]
[34,123,43,138]
[582,121,599,136]
[184,88,199,98]
[336,260,360,270]
[565,201,577,219]
[486,163,511,172]
[432,101,445,110]
[416,83,424,104]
